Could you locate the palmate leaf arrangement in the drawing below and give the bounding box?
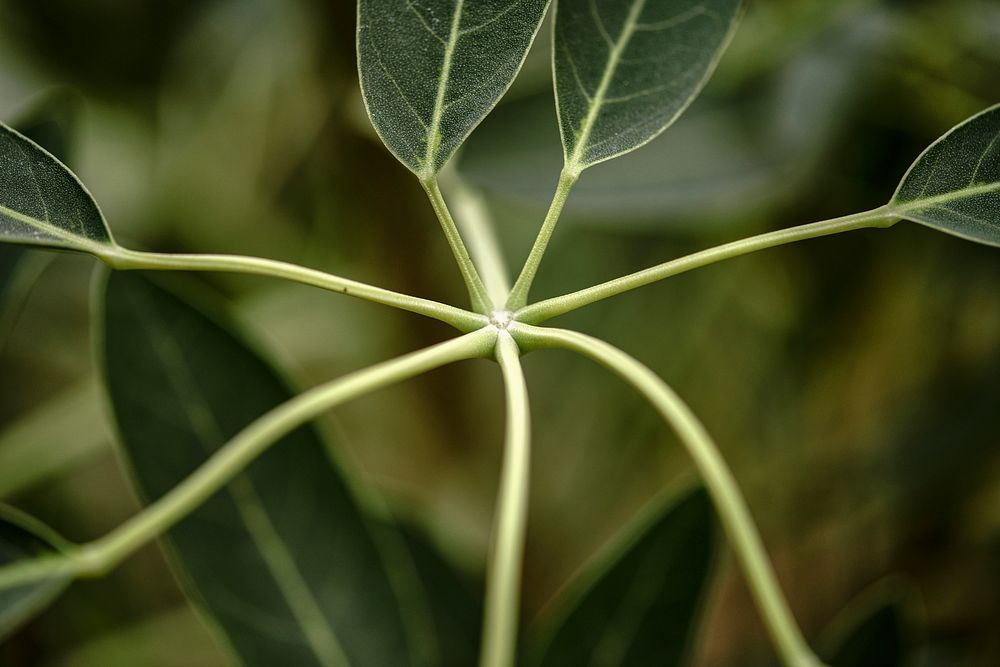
[0,0,997,665]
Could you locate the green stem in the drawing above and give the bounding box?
[506,169,580,311]
[511,324,827,667]
[422,177,493,313]
[0,329,496,590]
[439,168,512,306]
[517,206,894,324]
[103,246,486,332]
[480,332,531,667]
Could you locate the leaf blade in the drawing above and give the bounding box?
[0,122,113,253]
[555,0,743,172]
[357,0,550,179]
[530,488,715,667]
[889,103,1000,247]
[0,507,73,640]
[100,272,418,667]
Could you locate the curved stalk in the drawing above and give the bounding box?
[480,332,532,667]
[103,246,487,332]
[0,328,496,590]
[517,207,894,324]
[422,177,493,313]
[507,169,579,311]
[511,323,826,667]
[439,168,512,306]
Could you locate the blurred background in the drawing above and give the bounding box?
[1,0,999,664]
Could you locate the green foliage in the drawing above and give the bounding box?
[100,271,419,666]
[358,0,550,180]
[0,123,113,254]
[891,104,1000,247]
[0,2,998,666]
[554,0,743,173]
[530,488,714,667]
[0,507,71,640]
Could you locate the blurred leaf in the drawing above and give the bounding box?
[357,0,550,178]
[0,380,106,500]
[828,604,904,667]
[890,103,1000,247]
[397,525,481,667]
[819,580,910,667]
[43,605,228,667]
[0,506,72,640]
[555,0,743,172]
[100,272,419,667]
[0,91,80,347]
[0,247,23,312]
[460,7,889,230]
[529,488,715,666]
[0,122,113,253]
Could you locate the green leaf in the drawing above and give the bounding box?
[0,247,23,312]
[890,103,1000,247]
[827,603,903,667]
[357,0,550,180]
[100,272,418,667]
[397,525,481,667]
[0,121,113,254]
[1,92,80,348]
[459,8,890,230]
[0,506,73,640]
[555,0,743,173]
[529,488,715,667]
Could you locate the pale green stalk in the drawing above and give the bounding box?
[480,332,531,667]
[102,246,486,332]
[506,169,579,310]
[422,178,493,313]
[439,168,512,306]
[0,329,496,590]
[511,324,827,667]
[518,207,895,324]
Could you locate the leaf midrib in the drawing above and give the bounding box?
[566,0,648,172]
[0,202,107,254]
[130,291,350,667]
[421,0,467,179]
[891,180,1000,213]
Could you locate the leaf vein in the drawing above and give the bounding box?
[460,0,523,37]
[405,0,447,45]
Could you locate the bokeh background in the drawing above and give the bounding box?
[1,0,999,664]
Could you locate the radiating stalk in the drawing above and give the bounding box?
[105,246,487,332]
[480,332,532,667]
[517,207,894,324]
[439,167,512,306]
[0,329,496,590]
[422,177,494,313]
[506,169,579,310]
[512,324,827,667]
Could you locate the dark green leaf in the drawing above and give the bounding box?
[530,488,715,667]
[819,581,910,667]
[357,0,550,179]
[1,92,80,348]
[100,272,418,667]
[0,247,23,312]
[890,104,1000,247]
[459,8,890,230]
[555,0,743,172]
[0,507,72,640]
[397,524,481,667]
[0,121,113,253]
[827,604,903,667]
